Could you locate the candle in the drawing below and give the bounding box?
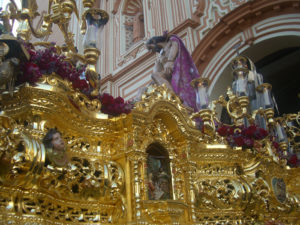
[263,87,272,108]
[22,0,28,8]
[236,73,247,96]
[276,123,286,142]
[196,84,209,109]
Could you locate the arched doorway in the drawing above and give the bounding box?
[255,46,300,115]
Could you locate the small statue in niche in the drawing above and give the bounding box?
[124,11,145,43]
[154,169,171,200]
[147,154,171,200]
[145,32,200,112]
[42,128,69,167]
[132,11,144,43]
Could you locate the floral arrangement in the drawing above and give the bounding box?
[287,153,299,167]
[269,135,300,167]
[217,124,300,167]
[17,42,132,117]
[217,124,268,149]
[99,93,132,116]
[18,43,88,91]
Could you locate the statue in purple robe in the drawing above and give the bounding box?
[146,33,200,112]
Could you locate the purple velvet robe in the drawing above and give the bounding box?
[170,35,200,112]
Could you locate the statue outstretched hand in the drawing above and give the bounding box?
[164,61,174,76]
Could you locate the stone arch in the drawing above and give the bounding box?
[191,0,300,114]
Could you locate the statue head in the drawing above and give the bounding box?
[146,35,168,53]
[43,128,65,152]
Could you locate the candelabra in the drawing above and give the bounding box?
[190,78,215,135]
[1,0,108,95]
[189,54,298,159]
[256,83,275,125]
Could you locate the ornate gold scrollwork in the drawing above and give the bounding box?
[0,70,300,224]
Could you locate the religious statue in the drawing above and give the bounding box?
[146,32,200,111]
[124,11,145,43]
[0,35,29,96]
[132,12,144,42]
[147,154,171,200]
[0,57,20,96]
[42,128,69,167]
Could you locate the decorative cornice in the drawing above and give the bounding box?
[100,50,153,85]
[170,19,200,34]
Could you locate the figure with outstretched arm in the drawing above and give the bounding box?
[146,32,200,112]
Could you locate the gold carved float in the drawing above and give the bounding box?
[0,1,300,224]
[0,75,300,224]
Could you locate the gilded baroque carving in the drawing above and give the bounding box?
[0,77,300,224]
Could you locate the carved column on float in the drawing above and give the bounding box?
[188,162,197,223]
[186,141,197,223]
[127,151,146,222]
[170,144,187,202]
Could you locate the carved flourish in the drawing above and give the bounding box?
[0,186,119,224]
[0,114,126,224]
[39,158,124,201]
[193,178,251,210]
[142,200,187,224]
[41,75,102,113]
[133,84,197,136]
[1,75,130,138]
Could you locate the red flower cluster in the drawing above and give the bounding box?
[99,93,132,116]
[270,139,300,167]
[19,43,89,93]
[288,154,298,166]
[16,42,133,117]
[217,125,268,148]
